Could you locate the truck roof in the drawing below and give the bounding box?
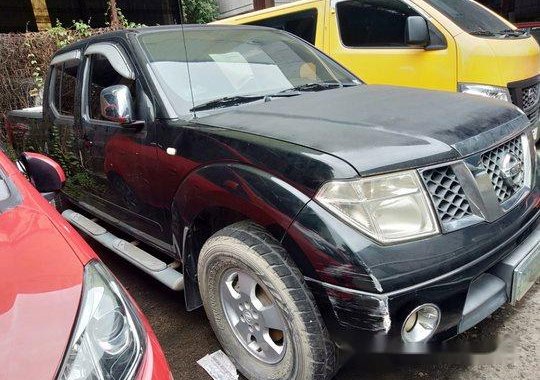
[55,24,276,55]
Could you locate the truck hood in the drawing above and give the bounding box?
[196,85,526,175]
[455,33,540,86]
[0,206,83,379]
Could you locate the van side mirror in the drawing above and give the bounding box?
[18,152,65,193]
[405,16,430,47]
[100,85,134,124]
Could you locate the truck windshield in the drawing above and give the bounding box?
[137,28,359,115]
[423,0,513,36]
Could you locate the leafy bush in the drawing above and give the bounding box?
[182,0,219,24]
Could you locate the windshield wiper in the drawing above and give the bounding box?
[290,82,343,92]
[469,29,496,37]
[272,82,347,96]
[190,95,264,112]
[498,28,528,37]
[190,82,356,111]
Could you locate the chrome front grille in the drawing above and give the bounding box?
[480,136,525,203]
[510,79,540,125]
[521,83,540,112]
[418,132,534,233]
[422,166,472,223]
[527,107,539,126]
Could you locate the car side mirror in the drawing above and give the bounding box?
[18,152,65,193]
[405,16,430,48]
[100,85,134,125]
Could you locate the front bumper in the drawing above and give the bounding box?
[459,224,539,333]
[305,212,539,345]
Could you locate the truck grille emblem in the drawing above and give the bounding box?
[499,153,523,187]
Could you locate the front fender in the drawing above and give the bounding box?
[172,163,312,310]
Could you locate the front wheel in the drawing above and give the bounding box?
[198,221,335,380]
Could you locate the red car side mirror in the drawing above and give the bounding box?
[18,152,66,193]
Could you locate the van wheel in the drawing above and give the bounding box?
[198,221,335,380]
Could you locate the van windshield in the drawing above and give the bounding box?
[423,0,513,36]
[137,28,359,115]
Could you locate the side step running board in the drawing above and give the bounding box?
[63,209,184,291]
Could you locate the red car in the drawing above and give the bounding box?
[0,150,171,379]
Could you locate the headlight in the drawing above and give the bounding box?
[315,171,440,244]
[458,83,511,102]
[58,261,146,380]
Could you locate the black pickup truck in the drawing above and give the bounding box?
[6,25,540,380]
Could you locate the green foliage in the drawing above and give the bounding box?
[48,124,104,196]
[74,20,92,38]
[105,1,145,29]
[26,48,43,97]
[182,0,219,24]
[48,20,74,48]
[48,124,80,177]
[0,134,17,161]
[117,7,145,28]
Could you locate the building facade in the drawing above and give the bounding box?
[1,1,537,34]
[0,0,182,33]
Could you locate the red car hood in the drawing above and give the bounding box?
[0,205,83,379]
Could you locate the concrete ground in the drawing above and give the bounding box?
[93,242,539,380]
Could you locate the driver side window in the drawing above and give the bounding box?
[87,54,136,121]
[337,0,421,47]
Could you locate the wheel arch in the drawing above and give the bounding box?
[170,163,313,310]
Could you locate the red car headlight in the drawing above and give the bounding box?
[57,261,146,380]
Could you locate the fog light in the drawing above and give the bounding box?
[401,304,440,343]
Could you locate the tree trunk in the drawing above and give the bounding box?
[30,0,52,31]
[109,0,121,28]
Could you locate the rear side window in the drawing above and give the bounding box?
[52,60,79,116]
[337,0,420,47]
[248,9,318,44]
[87,54,135,121]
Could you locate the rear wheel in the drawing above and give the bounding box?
[198,221,335,380]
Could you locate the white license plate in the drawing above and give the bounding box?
[511,241,540,304]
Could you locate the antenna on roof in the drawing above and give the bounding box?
[178,1,196,115]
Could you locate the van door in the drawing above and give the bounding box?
[326,0,456,91]
[79,43,166,245]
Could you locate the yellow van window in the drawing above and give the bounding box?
[423,0,509,36]
[336,0,420,47]
[247,9,318,44]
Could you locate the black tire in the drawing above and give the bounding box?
[198,221,336,380]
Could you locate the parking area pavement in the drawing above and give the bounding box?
[93,241,539,380]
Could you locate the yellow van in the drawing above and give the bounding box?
[214,0,540,129]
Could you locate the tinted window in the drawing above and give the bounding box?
[248,9,318,44]
[53,60,79,116]
[423,0,510,35]
[337,0,421,47]
[87,54,135,120]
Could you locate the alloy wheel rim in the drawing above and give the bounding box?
[219,268,288,364]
